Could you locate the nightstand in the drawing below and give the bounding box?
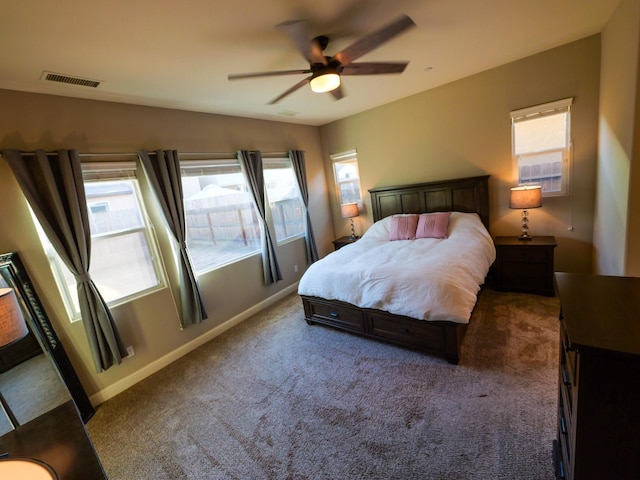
[332,236,358,251]
[493,235,557,296]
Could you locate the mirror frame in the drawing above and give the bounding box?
[0,252,94,422]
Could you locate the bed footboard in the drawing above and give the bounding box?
[300,295,467,364]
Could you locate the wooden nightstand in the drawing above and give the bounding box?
[332,236,358,251]
[493,235,557,296]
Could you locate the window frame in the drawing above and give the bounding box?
[510,97,573,197]
[330,149,362,206]
[263,156,306,245]
[41,161,167,321]
[180,158,262,274]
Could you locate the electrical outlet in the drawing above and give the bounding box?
[294,264,299,272]
[126,346,135,357]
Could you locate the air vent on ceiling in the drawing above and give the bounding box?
[42,71,102,88]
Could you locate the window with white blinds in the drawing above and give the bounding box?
[511,98,573,196]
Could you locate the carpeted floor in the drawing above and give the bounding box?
[87,288,560,480]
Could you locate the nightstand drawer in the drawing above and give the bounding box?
[499,246,549,263]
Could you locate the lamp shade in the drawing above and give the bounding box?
[509,186,542,209]
[0,458,58,479]
[340,203,359,219]
[310,72,341,93]
[0,288,29,348]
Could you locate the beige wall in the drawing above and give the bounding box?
[320,36,602,274]
[0,90,333,401]
[595,0,640,276]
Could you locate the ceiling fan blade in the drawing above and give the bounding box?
[267,76,312,104]
[333,14,415,66]
[276,20,327,65]
[329,85,345,101]
[228,69,311,80]
[341,62,408,75]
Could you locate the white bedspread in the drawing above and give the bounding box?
[298,212,496,323]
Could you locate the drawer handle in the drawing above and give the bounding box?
[329,312,339,318]
[561,366,572,387]
[396,327,409,333]
[560,413,568,436]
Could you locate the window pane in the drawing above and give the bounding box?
[333,157,362,204]
[59,231,161,311]
[518,151,563,193]
[334,161,358,182]
[264,162,305,242]
[338,181,361,204]
[511,102,571,196]
[182,164,261,273]
[514,113,567,155]
[44,177,164,318]
[86,181,143,234]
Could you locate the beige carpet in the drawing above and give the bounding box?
[87,288,560,479]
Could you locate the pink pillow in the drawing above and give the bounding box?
[415,212,451,239]
[389,215,419,241]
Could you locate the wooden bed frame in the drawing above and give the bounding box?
[300,175,490,364]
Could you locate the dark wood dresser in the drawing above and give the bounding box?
[554,272,640,480]
[0,401,106,479]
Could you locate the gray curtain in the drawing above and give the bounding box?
[237,150,282,285]
[2,149,126,372]
[137,150,207,327]
[289,150,319,264]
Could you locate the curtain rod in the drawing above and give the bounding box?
[1,150,296,159]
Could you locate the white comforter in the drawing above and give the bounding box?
[298,212,496,323]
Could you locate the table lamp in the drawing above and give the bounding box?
[509,186,542,240]
[340,203,359,240]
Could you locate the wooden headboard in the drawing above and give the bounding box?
[369,175,490,230]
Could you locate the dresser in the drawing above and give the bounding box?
[0,400,106,479]
[553,272,640,480]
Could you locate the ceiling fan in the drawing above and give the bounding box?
[228,14,416,104]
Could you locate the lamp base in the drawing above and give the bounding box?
[349,218,357,240]
[518,234,533,241]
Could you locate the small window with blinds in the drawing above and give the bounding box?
[42,161,165,320]
[180,158,261,273]
[511,98,573,196]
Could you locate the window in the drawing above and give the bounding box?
[264,158,305,242]
[511,98,572,196]
[331,149,362,205]
[181,159,261,273]
[44,162,165,320]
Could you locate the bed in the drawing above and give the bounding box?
[298,175,494,363]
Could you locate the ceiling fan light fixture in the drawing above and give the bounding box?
[309,71,340,93]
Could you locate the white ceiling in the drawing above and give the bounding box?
[0,0,620,126]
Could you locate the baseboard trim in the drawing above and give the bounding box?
[89,283,299,406]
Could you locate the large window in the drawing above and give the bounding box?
[331,149,362,205]
[264,157,305,242]
[181,159,261,273]
[44,162,165,320]
[511,98,572,196]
